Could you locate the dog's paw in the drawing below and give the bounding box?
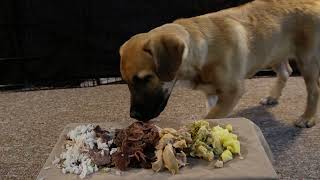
[294,117,316,128]
[260,97,279,106]
[205,113,216,119]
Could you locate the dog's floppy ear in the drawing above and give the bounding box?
[143,34,187,81]
[119,40,128,57]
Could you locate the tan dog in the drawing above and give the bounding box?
[119,0,320,128]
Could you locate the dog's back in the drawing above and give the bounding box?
[173,0,320,127]
[174,0,320,76]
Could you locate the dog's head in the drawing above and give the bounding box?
[119,31,188,121]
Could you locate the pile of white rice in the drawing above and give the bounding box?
[52,124,117,179]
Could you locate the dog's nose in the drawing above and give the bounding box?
[130,110,141,119]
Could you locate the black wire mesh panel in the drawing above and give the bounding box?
[0,0,258,87]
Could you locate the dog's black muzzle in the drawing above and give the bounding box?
[130,88,169,121]
[129,80,176,121]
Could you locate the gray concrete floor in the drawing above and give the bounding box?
[0,77,319,179]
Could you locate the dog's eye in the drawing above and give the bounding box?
[143,47,152,56]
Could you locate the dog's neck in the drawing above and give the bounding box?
[167,22,209,83]
[149,23,190,41]
[149,22,224,89]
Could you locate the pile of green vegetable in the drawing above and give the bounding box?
[188,120,240,164]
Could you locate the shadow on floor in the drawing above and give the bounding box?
[230,105,303,155]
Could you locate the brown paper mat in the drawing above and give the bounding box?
[37,118,278,180]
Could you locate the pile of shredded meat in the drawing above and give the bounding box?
[112,122,160,170]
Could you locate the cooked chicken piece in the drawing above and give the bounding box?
[156,133,176,150]
[152,149,164,172]
[163,144,179,175]
[173,139,187,149]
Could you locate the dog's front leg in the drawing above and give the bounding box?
[206,95,218,113]
[205,83,244,119]
[260,61,292,106]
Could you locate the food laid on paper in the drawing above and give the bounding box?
[52,120,242,178]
